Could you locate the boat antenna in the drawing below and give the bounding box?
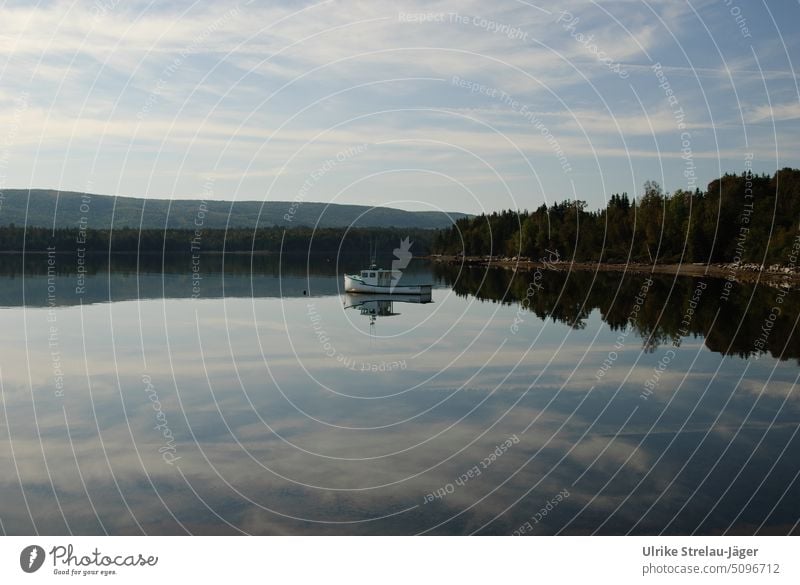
[369,238,377,269]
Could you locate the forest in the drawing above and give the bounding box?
[4,168,800,265]
[0,225,435,256]
[433,168,800,265]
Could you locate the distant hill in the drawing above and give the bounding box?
[0,189,468,230]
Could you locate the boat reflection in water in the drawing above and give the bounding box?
[343,291,433,329]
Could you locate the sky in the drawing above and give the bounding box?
[0,0,798,214]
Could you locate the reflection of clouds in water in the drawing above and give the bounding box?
[0,358,654,535]
[739,378,799,401]
[2,271,800,534]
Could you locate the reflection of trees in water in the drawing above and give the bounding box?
[0,252,432,278]
[434,264,800,362]
[0,254,437,307]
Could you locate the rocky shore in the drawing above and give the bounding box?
[430,255,800,286]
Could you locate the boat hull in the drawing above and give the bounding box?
[344,275,431,295]
[344,292,432,305]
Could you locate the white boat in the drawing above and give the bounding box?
[344,265,432,294]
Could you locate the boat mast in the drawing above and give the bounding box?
[369,239,377,269]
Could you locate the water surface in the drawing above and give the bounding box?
[0,254,798,534]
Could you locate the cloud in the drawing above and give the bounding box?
[0,0,796,210]
[747,101,800,123]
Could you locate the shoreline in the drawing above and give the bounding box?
[429,256,800,285]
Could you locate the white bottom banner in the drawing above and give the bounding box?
[0,536,795,583]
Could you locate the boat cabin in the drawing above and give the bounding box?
[358,269,397,287]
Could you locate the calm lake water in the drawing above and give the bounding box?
[1,253,799,535]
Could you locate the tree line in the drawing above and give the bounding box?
[0,226,435,256]
[433,168,800,264]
